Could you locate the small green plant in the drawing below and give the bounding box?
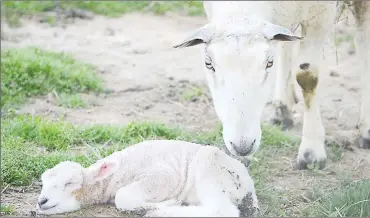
[335,33,355,49]
[182,86,204,101]
[57,93,88,108]
[0,205,14,216]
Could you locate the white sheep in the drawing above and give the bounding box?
[173,1,370,170]
[35,140,259,217]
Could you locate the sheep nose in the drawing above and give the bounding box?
[230,139,256,156]
[38,198,48,207]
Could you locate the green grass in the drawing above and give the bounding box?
[1,134,89,186]
[1,47,103,109]
[2,1,204,22]
[1,114,369,216]
[0,114,296,187]
[303,179,370,217]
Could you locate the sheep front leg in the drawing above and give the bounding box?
[354,1,370,149]
[295,25,328,170]
[114,182,153,211]
[269,42,298,131]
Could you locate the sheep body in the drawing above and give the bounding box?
[36,140,258,217]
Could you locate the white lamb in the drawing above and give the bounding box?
[35,140,259,217]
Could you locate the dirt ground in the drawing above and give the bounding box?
[1,11,369,217]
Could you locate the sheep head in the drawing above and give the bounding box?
[173,17,302,157]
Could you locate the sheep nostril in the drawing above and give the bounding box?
[38,198,48,207]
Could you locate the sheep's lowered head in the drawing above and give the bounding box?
[36,160,118,215]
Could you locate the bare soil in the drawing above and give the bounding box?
[1,11,369,217]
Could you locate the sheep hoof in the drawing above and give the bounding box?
[269,101,294,131]
[360,134,370,149]
[270,116,294,131]
[295,150,326,170]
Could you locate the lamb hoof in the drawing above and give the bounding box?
[360,135,370,149]
[295,151,326,170]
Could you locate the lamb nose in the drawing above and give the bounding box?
[38,198,48,207]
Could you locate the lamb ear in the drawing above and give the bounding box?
[86,160,118,183]
[262,22,303,41]
[173,24,213,48]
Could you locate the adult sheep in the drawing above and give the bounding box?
[173,1,370,170]
[35,140,259,217]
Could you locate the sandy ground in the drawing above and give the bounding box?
[1,11,369,217]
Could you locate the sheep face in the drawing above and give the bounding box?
[174,19,302,156]
[36,161,84,215]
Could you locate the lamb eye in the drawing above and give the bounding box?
[205,61,215,72]
[205,55,215,72]
[266,61,273,69]
[65,182,73,187]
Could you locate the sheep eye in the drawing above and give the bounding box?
[265,61,273,69]
[65,182,73,187]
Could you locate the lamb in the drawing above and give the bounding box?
[35,140,259,217]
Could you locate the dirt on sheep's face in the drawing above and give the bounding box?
[72,178,111,206]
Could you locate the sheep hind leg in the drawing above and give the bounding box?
[269,42,298,131]
[353,1,370,149]
[145,181,240,217]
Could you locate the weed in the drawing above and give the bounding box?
[57,93,88,109]
[182,86,204,101]
[0,205,14,216]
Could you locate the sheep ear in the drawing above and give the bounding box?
[173,24,213,48]
[262,22,303,41]
[87,160,117,183]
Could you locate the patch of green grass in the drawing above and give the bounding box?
[2,1,204,20]
[56,93,88,109]
[2,1,55,14]
[327,146,343,162]
[1,47,103,109]
[1,114,298,188]
[0,205,14,216]
[2,114,80,151]
[303,179,370,217]
[261,124,300,147]
[0,134,90,186]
